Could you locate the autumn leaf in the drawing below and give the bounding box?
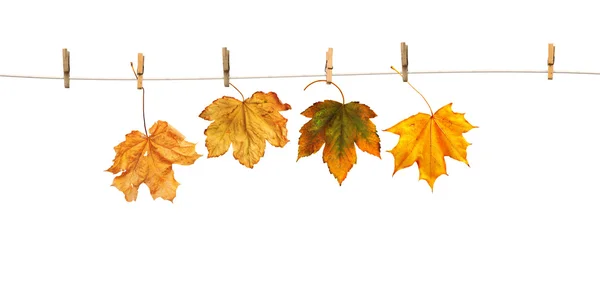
[199,91,291,168]
[106,121,201,202]
[298,100,381,185]
[385,103,476,190]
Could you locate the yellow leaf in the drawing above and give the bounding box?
[199,91,291,168]
[106,121,201,202]
[385,103,476,190]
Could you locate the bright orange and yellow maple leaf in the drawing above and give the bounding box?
[298,100,381,185]
[385,103,476,190]
[106,121,201,202]
[199,91,291,168]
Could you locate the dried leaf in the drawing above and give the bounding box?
[106,121,201,202]
[199,91,291,168]
[385,103,476,190]
[298,100,381,185]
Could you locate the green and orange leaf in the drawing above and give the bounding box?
[298,100,381,185]
[199,91,291,168]
[385,103,476,190]
[106,121,201,202]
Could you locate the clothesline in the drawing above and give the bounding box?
[1,70,600,81]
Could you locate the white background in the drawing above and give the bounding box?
[1,0,599,281]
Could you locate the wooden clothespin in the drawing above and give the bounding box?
[325,48,333,84]
[547,43,555,80]
[401,42,408,82]
[222,47,230,87]
[62,48,70,88]
[136,53,144,89]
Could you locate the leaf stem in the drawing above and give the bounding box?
[229,83,245,100]
[304,79,346,104]
[130,62,148,136]
[391,66,433,115]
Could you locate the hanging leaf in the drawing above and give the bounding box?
[298,100,381,185]
[385,103,476,190]
[106,121,201,202]
[199,91,291,168]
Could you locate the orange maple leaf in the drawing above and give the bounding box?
[298,100,381,185]
[385,103,476,190]
[199,91,291,168]
[106,121,201,202]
